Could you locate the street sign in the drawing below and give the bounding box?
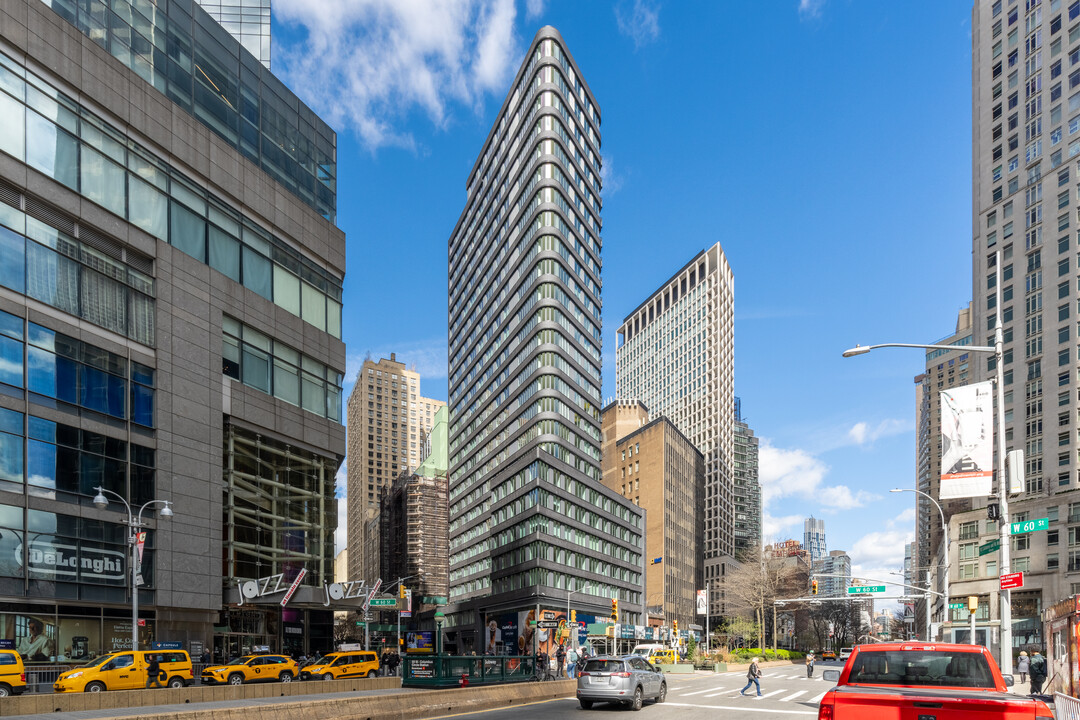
[847,585,886,595]
[978,539,1001,556]
[1010,518,1050,535]
[355,621,365,627]
[948,602,966,610]
[369,598,397,607]
[1000,572,1025,590]
[537,620,560,629]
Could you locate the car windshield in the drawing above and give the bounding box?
[79,654,113,668]
[583,659,624,673]
[312,654,335,665]
[231,655,256,665]
[848,650,995,688]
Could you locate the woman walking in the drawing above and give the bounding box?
[741,657,763,697]
[806,652,815,678]
[1017,651,1029,684]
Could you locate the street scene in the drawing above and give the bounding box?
[2,0,1080,717]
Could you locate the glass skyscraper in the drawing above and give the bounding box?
[196,0,272,69]
[444,26,644,654]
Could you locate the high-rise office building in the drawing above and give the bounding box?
[444,26,644,654]
[195,0,272,69]
[968,0,1076,654]
[804,517,827,566]
[345,354,444,583]
[615,243,735,620]
[0,0,345,661]
[600,400,705,635]
[733,398,761,561]
[812,550,851,598]
[913,304,973,635]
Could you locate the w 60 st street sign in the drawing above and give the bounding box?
[847,585,886,595]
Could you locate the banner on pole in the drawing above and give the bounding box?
[939,381,994,499]
[696,589,707,615]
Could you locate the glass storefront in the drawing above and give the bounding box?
[0,602,158,663]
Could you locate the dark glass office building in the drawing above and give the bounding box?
[444,26,644,654]
[0,0,344,664]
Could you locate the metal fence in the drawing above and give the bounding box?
[24,665,73,694]
[1056,692,1080,720]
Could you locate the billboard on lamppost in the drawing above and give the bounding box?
[696,589,707,615]
[939,381,994,499]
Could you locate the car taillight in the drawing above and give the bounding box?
[1035,699,1055,718]
[818,700,834,720]
[612,672,631,678]
[19,674,24,683]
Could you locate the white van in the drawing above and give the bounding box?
[839,647,853,661]
[630,644,664,657]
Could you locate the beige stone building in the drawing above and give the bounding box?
[601,400,705,634]
[345,354,445,582]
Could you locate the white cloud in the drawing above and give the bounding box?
[763,512,804,542]
[847,419,908,446]
[273,0,522,150]
[798,0,826,20]
[334,463,348,554]
[525,0,545,20]
[759,440,876,524]
[601,153,624,196]
[847,509,915,597]
[615,0,661,49]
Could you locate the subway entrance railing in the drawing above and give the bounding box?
[401,654,540,688]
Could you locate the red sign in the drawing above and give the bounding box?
[1000,572,1024,590]
[281,568,307,606]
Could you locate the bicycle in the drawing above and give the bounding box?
[531,654,556,682]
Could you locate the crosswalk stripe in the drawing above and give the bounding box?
[781,690,807,702]
[760,689,786,699]
[682,685,730,696]
[807,690,828,703]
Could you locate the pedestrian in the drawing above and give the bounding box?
[389,651,401,677]
[555,644,566,677]
[145,654,164,689]
[1029,651,1047,695]
[1017,651,1029,684]
[576,648,588,677]
[806,652,815,679]
[741,657,763,697]
[567,646,578,679]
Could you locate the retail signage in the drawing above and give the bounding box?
[324,577,379,606]
[1000,572,1024,590]
[939,381,994,499]
[236,573,287,605]
[152,641,182,650]
[17,540,126,582]
[280,569,307,607]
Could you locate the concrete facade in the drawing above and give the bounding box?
[0,0,345,662]
[615,242,735,621]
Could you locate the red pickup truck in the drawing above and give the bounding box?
[818,643,1054,720]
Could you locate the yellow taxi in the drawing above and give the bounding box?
[200,654,299,685]
[300,650,380,681]
[54,650,192,692]
[0,650,25,696]
[647,649,677,665]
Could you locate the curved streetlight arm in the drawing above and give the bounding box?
[843,342,995,358]
[891,488,950,642]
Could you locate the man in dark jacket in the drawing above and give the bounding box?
[555,644,566,677]
[1029,651,1047,694]
[146,654,164,689]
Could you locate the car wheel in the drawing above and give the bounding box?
[227,674,244,686]
[322,673,334,681]
[366,670,375,678]
[579,699,593,709]
[86,681,106,693]
[279,672,293,683]
[656,682,667,703]
[631,686,643,711]
[168,677,185,689]
[0,684,10,697]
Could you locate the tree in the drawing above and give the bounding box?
[723,547,806,651]
[714,616,759,651]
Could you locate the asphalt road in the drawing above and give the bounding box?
[428,662,843,720]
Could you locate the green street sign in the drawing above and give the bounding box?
[847,585,886,594]
[979,539,1001,556]
[1010,518,1050,535]
[355,621,366,627]
[369,598,398,607]
[948,602,965,610]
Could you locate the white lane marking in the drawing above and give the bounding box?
[780,690,807,702]
[666,701,816,715]
[807,690,828,703]
[759,689,786,699]
[683,685,733,696]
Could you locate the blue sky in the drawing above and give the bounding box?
[271,0,975,591]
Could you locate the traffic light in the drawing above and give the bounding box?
[611,598,619,621]
[968,596,979,612]
[673,620,678,633]
[570,609,576,624]
[400,584,407,599]
[812,579,818,595]
[987,503,999,520]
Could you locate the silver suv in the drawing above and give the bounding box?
[576,654,667,711]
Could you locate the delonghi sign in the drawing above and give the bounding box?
[15,540,126,583]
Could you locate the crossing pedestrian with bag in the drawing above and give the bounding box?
[741,657,763,698]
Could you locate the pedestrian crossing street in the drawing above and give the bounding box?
[663,667,837,713]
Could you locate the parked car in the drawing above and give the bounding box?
[819,642,1054,719]
[0,650,25,696]
[576,654,667,711]
[54,650,192,692]
[200,654,298,685]
[821,650,837,661]
[300,650,380,680]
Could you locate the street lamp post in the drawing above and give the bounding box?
[843,249,1013,675]
[891,488,949,641]
[92,486,173,653]
[566,583,590,651]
